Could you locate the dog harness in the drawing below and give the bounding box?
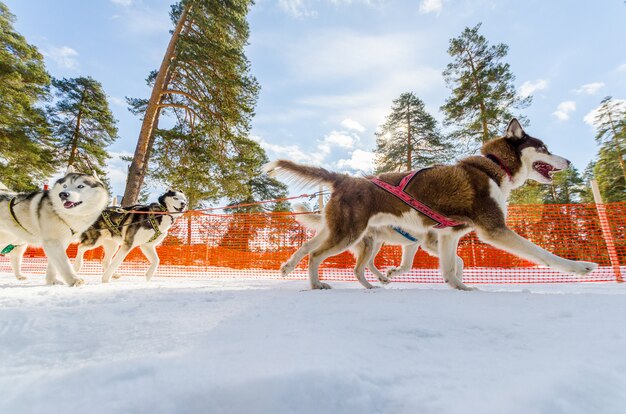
[147,205,168,243]
[101,207,128,237]
[370,169,463,229]
[9,197,32,234]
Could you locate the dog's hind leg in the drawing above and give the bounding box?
[45,262,63,285]
[366,240,390,284]
[101,240,123,279]
[101,242,134,283]
[386,242,420,280]
[438,233,474,291]
[353,237,375,289]
[139,243,160,281]
[280,229,327,276]
[9,244,27,280]
[476,226,597,275]
[308,237,355,290]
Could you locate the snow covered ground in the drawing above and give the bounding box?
[2,273,626,414]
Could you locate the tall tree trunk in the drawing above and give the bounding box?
[406,104,412,170]
[68,91,86,167]
[122,6,190,206]
[464,47,489,143]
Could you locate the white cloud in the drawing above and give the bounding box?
[109,97,127,107]
[340,118,366,133]
[617,63,626,72]
[336,150,375,172]
[254,135,326,165]
[574,82,605,95]
[110,0,133,6]
[322,130,356,149]
[278,0,316,18]
[287,30,430,82]
[278,0,377,18]
[44,46,79,70]
[519,79,549,97]
[552,101,576,121]
[419,0,442,15]
[583,99,626,127]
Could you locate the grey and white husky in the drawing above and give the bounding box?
[266,119,598,290]
[0,167,109,286]
[74,190,188,282]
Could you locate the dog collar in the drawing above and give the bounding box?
[370,169,463,229]
[485,154,513,181]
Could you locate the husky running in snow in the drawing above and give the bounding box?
[0,168,109,286]
[266,119,598,290]
[74,190,188,283]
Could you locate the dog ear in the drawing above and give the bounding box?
[65,165,76,175]
[505,119,525,140]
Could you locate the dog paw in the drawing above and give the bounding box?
[16,275,27,281]
[46,279,64,286]
[568,261,598,275]
[71,278,85,287]
[386,267,399,277]
[377,276,391,285]
[280,263,295,277]
[112,274,122,280]
[101,277,110,284]
[311,281,332,290]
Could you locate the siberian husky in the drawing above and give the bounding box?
[74,190,188,282]
[265,119,598,290]
[290,203,432,288]
[0,168,109,286]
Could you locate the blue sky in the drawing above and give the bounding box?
[4,0,626,199]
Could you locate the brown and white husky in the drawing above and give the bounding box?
[265,119,598,290]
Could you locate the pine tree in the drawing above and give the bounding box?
[374,92,451,173]
[122,0,258,206]
[441,23,531,147]
[593,145,626,202]
[49,76,118,178]
[0,2,55,190]
[591,96,626,183]
[543,167,586,204]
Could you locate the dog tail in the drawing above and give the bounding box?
[292,203,324,232]
[263,160,348,189]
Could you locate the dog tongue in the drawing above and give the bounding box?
[64,201,75,208]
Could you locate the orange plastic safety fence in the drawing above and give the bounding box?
[1,202,624,284]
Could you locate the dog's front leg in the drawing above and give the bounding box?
[353,237,375,289]
[476,227,597,275]
[42,240,84,287]
[281,230,327,276]
[9,244,28,280]
[438,233,475,291]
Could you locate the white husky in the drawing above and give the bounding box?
[0,167,109,286]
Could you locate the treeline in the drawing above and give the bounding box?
[0,3,118,191]
[373,24,625,204]
[0,0,287,211]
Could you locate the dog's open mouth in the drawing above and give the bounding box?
[63,201,83,209]
[174,206,185,212]
[533,161,561,179]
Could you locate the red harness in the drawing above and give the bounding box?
[370,169,463,229]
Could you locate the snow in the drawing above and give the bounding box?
[2,273,626,414]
